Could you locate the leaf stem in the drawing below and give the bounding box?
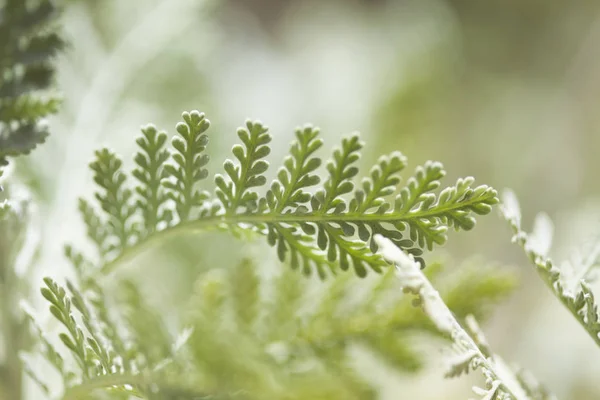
[100,194,494,275]
[374,235,530,400]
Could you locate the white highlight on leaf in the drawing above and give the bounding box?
[264,341,291,364]
[527,212,554,257]
[173,326,194,352]
[501,189,521,227]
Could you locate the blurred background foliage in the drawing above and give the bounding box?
[8,0,600,398]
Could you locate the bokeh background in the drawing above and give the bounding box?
[14,0,600,398]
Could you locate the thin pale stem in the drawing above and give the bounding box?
[375,235,530,400]
[534,256,600,348]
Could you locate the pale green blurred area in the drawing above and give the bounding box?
[17,0,600,398]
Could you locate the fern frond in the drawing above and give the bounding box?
[40,278,91,377]
[265,125,322,213]
[89,149,137,256]
[502,190,600,348]
[0,94,61,121]
[66,280,115,375]
[35,277,172,399]
[392,161,446,250]
[35,250,516,399]
[163,110,211,221]
[351,151,406,213]
[314,134,362,213]
[133,125,172,236]
[75,110,498,278]
[260,126,334,276]
[215,119,271,214]
[0,0,65,166]
[0,3,66,399]
[0,123,49,166]
[36,277,133,397]
[67,249,133,372]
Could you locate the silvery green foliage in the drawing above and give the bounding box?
[502,190,600,348]
[375,235,541,400]
[29,253,515,399]
[28,113,510,398]
[1,180,38,400]
[0,3,65,397]
[0,0,65,167]
[74,110,498,278]
[515,368,558,400]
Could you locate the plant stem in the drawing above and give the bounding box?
[374,235,530,400]
[101,194,490,275]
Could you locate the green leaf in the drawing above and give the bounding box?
[89,148,137,255]
[502,190,600,349]
[0,0,64,166]
[0,123,48,166]
[314,134,363,214]
[76,111,499,278]
[133,124,172,235]
[216,120,271,214]
[0,95,61,122]
[265,125,323,213]
[163,110,211,221]
[40,278,92,377]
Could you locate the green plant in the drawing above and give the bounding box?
[16,110,520,399]
[0,0,65,168]
[502,191,600,348]
[375,236,554,400]
[0,1,64,399]
[73,111,498,279]
[0,3,573,399]
[25,248,517,399]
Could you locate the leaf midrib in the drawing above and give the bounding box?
[100,192,495,275]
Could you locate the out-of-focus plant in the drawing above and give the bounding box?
[1,1,568,399]
[21,110,518,399]
[0,0,65,399]
[29,252,516,399]
[376,235,556,400]
[0,0,65,168]
[503,191,600,349]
